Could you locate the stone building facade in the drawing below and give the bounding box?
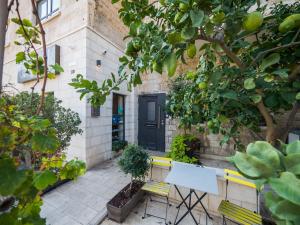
[3,0,297,169]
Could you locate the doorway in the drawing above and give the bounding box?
[138,93,166,151]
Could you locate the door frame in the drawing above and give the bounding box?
[138,93,166,152]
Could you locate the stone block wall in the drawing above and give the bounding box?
[84,27,137,168]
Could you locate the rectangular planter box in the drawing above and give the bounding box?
[107,182,144,223]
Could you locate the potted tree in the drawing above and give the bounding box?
[107,144,149,222]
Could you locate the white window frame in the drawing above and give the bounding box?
[37,0,60,20]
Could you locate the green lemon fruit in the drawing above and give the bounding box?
[167,32,182,44]
[198,82,207,90]
[243,11,264,32]
[132,37,142,50]
[186,71,196,80]
[179,3,188,12]
[174,12,183,24]
[207,120,214,129]
[211,12,225,24]
[164,53,177,77]
[279,18,295,33]
[152,61,163,74]
[279,14,300,33]
[187,43,197,59]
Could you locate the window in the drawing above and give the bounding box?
[38,0,60,20]
[112,94,125,142]
[147,101,156,121]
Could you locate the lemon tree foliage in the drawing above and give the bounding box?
[71,0,300,147]
[230,141,300,225]
[0,18,86,224]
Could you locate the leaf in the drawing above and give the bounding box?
[250,94,262,103]
[265,95,278,108]
[230,141,281,179]
[0,158,27,196]
[271,200,300,221]
[296,92,300,100]
[30,133,60,153]
[22,18,33,27]
[247,141,281,169]
[181,26,196,40]
[50,63,64,73]
[230,151,273,178]
[269,172,300,205]
[273,69,289,78]
[0,212,22,225]
[219,90,238,100]
[111,0,120,3]
[244,78,256,90]
[16,52,26,63]
[260,53,280,71]
[286,141,300,154]
[33,170,57,190]
[284,153,300,175]
[60,160,86,180]
[190,9,204,27]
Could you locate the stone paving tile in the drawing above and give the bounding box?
[41,159,130,225]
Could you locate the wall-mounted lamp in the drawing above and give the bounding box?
[96,60,102,68]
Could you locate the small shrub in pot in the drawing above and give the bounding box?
[107,144,149,222]
[118,144,150,195]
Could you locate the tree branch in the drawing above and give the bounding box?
[0,0,9,93]
[288,64,300,81]
[30,0,48,115]
[199,33,246,70]
[250,41,300,67]
[280,101,300,142]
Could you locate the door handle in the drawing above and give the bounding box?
[157,106,161,129]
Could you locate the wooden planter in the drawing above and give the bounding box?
[106,182,144,223]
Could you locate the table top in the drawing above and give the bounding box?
[164,161,219,195]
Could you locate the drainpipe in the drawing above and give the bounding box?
[0,0,9,92]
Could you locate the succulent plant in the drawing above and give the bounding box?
[229,141,300,225]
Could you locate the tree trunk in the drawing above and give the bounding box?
[0,0,9,92]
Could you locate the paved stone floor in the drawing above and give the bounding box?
[101,196,225,225]
[41,159,130,225]
[41,155,230,225]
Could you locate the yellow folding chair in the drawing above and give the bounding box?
[218,169,262,225]
[141,156,172,225]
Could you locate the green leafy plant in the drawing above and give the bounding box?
[0,9,86,224]
[167,134,199,164]
[70,0,300,148]
[118,144,149,194]
[229,141,300,225]
[0,98,86,224]
[5,92,83,151]
[112,140,128,152]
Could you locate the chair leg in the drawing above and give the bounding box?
[223,216,227,225]
[142,195,149,219]
[165,197,169,225]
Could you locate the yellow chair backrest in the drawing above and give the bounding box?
[224,169,256,189]
[150,156,172,168]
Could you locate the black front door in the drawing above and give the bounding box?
[138,93,166,151]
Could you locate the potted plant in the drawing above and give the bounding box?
[112,140,128,158]
[107,144,149,222]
